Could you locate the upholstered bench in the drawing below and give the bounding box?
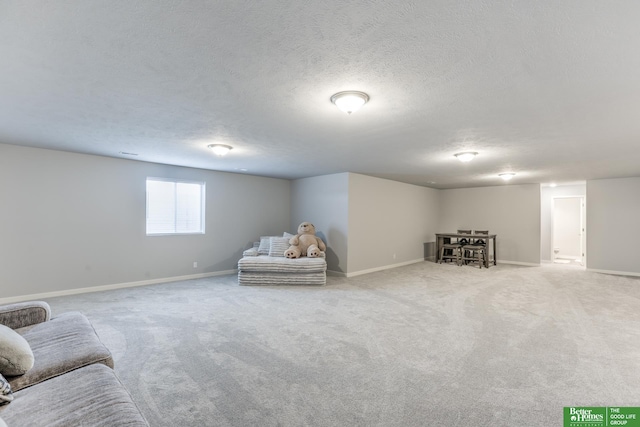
[237,234,327,286]
[238,255,327,286]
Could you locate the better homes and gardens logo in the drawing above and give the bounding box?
[564,407,640,427]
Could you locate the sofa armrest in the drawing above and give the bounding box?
[0,301,51,329]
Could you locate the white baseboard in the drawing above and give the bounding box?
[0,270,237,305]
[336,259,426,278]
[586,268,640,278]
[497,260,540,267]
[328,258,538,277]
[326,270,347,277]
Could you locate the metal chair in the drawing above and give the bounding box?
[439,229,471,266]
[462,230,489,268]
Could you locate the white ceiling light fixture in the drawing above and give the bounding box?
[454,152,478,162]
[330,91,369,114]
[499,172,515,181]
[208,144,233,156]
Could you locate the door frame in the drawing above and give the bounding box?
[551,195,586,266]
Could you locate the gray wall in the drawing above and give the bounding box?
[586,177,640,274]
[348,174,439,273]
[439,184,541,264]
[290,173,349,273]
[540,184,586,262]
[12,142,639,298]
[291,173,440,276]
[0,143,290,299]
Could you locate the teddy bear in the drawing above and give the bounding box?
[284,222,327,259]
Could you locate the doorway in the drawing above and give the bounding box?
[552,196,585,265]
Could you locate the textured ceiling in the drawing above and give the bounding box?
[1,1,640,189]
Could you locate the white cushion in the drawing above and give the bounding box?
[0,324,34,376]
[238,255,327,272]
[242,248,259,257]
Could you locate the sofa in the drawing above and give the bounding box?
[238,234,327,286]
[0,301,148,426]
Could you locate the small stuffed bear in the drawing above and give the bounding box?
[284,222,327,258]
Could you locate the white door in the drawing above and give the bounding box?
[552,197,584,264]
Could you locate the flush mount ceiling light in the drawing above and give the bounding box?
[330,91,369,114]
[454,152,478,162]
[499,173,516,181]
[208,144,233,156]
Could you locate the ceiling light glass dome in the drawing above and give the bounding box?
[330,91,369,114]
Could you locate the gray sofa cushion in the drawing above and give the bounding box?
[7,312,113,392]
[0,364,149,426]
[0,324,34,376]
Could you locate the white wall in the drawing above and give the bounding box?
[540,184,586,261]
[0,143,290,300]
[347,174,439,274]
[290,173,349,273]
[439,184,541,265]
[586,177,640,275]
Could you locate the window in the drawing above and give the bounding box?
[146,178,205,235]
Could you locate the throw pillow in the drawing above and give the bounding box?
[0,324,35,376]
[258,236,275,255]
[0,373,13,405]
[269,236,291,257]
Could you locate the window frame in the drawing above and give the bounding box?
[145,177,206,236]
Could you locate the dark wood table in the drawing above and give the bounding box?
[435,233,497,268]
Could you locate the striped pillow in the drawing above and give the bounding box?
[0,373,12,405]
[258,236,276,255]
[269,236,291,257]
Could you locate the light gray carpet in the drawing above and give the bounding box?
[46,262,640,426]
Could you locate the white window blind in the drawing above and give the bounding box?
[146,178,205,235]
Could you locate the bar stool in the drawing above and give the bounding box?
[462,230,488,268]
[439,229,471,266]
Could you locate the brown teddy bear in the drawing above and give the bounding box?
[284,222,326,258]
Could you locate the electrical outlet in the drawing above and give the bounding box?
[393,253,396,259]
[193,262,198,268]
